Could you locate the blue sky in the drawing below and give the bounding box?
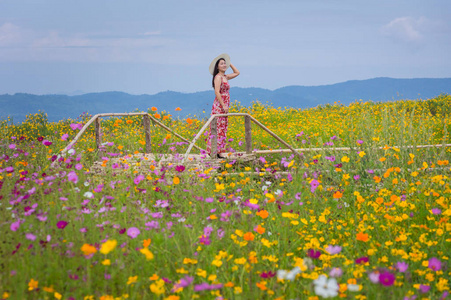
[0,0,450,95]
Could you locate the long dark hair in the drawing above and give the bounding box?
[212,58,225,88]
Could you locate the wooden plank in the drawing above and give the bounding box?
[210,117,218,158]
[95,117,101,151]
[183,115,216,161]
[245,115,252,154]
[143,114,152,153]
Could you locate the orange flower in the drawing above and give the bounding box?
[175,107,182,111]
[81,244,97,256]
[255,225,265,234]
[356,232,369,242]
[154,113,161,119]
[256,210,269,219]
[333,191,343,199]
[186,118,193,124]
[143,239,151,248]
[151,107,158,111]
[126,119,133,124]
[243,232,255,241]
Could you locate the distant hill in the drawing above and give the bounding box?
[1,77,450,123]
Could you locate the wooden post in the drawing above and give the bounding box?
[210,117,218,158]
[95,117,101,151]
[244,115,252,154]
[143,114,152,153]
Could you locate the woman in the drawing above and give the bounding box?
[206,53,240,157]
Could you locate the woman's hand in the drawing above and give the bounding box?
[223,106,229,114]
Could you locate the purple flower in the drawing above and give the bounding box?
[431,208,441,215]
[368,272,379,283]
[70,123,83,130]
[428,257,442,271]
[9,144,16,149]
[379,271,395,286]
[199,235,211,245]
[127,227,140,239]
[194,283,223,292]
[329,267,343,278]
[325,245,342,255]
[57,220,68,229]
[353,175,360,181]
[357,139,363,144]
[173,276,194,290]
[419,284,430,293]
[395,261,409,273]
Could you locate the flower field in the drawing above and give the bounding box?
[1,95,450,300]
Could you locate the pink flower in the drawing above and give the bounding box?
[25,233,36,241]
[67,171,78,183]
[395,261,408,273]
[307,249,321,259]
[134,175,145,185]
[61,133,69,141]
[70,123,83,130]
[42,140,52,146]
[428,257,442,271]
[127,227,140,239]
[8,144,16,149]
[431,208,441,215]
[57,220,68,229]
[10,220,20,232]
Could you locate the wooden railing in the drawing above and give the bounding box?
[182,113,303,162]
[58,112,204,157]
[57,112,451,166]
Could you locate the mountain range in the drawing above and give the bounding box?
[1,77,450,123]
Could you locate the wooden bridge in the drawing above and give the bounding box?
[56,112,451,173]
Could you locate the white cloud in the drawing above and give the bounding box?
[381,16,427,42]
[0,23,24,46]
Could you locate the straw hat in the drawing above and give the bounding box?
[209,53,230,75]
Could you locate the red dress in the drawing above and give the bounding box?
[206,75,230,155]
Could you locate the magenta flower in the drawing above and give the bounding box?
[428,257,442,271]
[67,171,78,183]
[8,144,16,149]
[379,271,395,286]
[194,283,223,292]
[199,235,211,246]
[175,165,186,172]
[70,123,83,130]
[355,257,369,264]
[307,249,321,259]
[127,227,140,239]
[57,220,68,229]
[260,271,276,278]
[42,140,52,146]
[61,133,69,141]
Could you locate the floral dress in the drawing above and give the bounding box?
[206,75,230,155]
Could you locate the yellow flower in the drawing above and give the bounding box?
[100,240,117,255]
[140,248,154,260]
[150,279,165,295]
[54,292,62,299]
[359,151,366,157]
[341,156,350,163]
[127,276,138,285]
[101,259,111,266]
[173,177,180,185]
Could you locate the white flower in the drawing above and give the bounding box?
[84,181,90,187]
[347,284,361,292]
[68,149,76,155]
[262,185,268,191]
[277,267,301,281]
[83,191,94,198]
[265,181,272,185]
[275,189,283,196]
[313,275,339,298]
